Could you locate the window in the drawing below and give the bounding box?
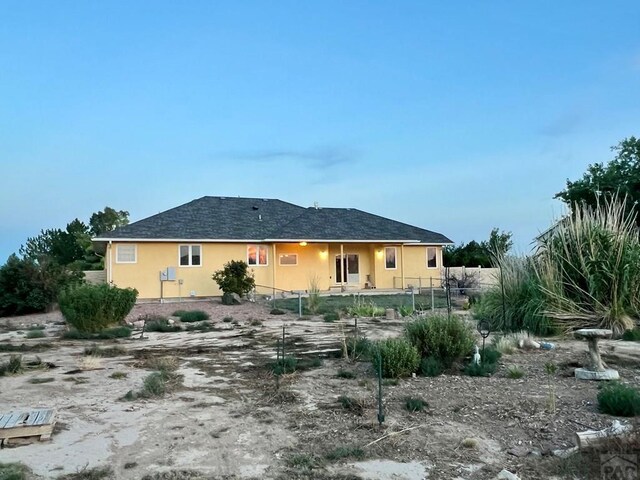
[248,245,268,266]
[427,247,437,268]
[116,244,136,263]
[384,247,396,269]
[279,253,298,266]
[179,245,201,266]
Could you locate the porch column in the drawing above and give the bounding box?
[272,243,277,291]
[400,244,405,289]
[340,243,345,291]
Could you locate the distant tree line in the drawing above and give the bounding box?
[0,207,129,317]
[444,228,513,268]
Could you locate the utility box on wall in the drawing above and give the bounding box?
[160,267,177,281]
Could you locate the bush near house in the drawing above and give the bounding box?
[58,284,137,333]
[212,260,255,299]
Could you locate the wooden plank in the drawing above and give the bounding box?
[0,424,54,441]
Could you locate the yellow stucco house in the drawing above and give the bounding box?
[93,196,452,300]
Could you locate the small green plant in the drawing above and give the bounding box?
[62,327,132,340]
[145,318,182,332]
[56,465,114,479]
[405,314,475,367]
[0,462,31,480]
[306,275,322,314]
[325,446,365,461]
[0,355,23,376]
[336,369,356,379]
[212,260,255,297]
[545,362,558,413]
[28,377,54,384]
[598,382,640,417]
[25,329,45,339]
[397,305,414,317]
[59,283,137,333]
[346,296,385,317]
[175,310,210,323]
[286,453,320,471]
[382,378,399,386]
[269,308,285,315]
[420,356,444,377]
[338,395,367,415]
[109,371,128,379]
[405,397,428,412]
[481,347,502,365]
[461,438,478,449]
[84,345,127,357]
[268,356,297,375]
[222,316,233,323]
[323,311,340,322]
[506,365,525,379]
[297,357,323,369]
[370,337,420,378]
[622,328,640,341]
[344,334,371,361]
[28,325,45,330]
[463,361,497,377]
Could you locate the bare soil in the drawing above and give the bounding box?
[1,300,639,480]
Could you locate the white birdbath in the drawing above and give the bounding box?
[573,329,619,380]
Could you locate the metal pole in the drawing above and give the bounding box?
[430,277,434,311]
[273,287,276,309]
[282,324,286,373]
[411,287,415,311]
[298,291,302,318]
[377,350,385,425]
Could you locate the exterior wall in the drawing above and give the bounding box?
[272,243,331,292]
[105,241,446,299]
[107,242,274,299]
[371,244,443,289]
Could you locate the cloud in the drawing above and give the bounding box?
[218,146,358,170]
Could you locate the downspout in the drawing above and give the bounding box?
[400,244,405,290]
[272,243,277,292]
[108,241,113,284]
[340,244,345,291]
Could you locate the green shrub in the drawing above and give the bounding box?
[0,462,31,480]
[345,335,371,361]
[145,318,182,333]
[306,275,322,314]
[481,347,502,365]
[506,365,525,379]
[323,311,340,322]
[25,330,45,339]
[212,260,255,297]
[397,305,414,317]
[622,328,640,341]
[405,397,428,412]
[185,321,213,331]
[222,316,233,323]
[338,395,367,414]
[285,453,320,470]
[110,371,127,379]
[56,466,113,480]
[141,372,166,397]
[370,337,420,378]
[405,314,475,367]
[325,446,365,461]
[59,284,137,333]
[463,361,497,377]
[420,356,444,377]
[175,310,209,322]
[346,296,385,317]
[268,356,298,375]
[598,382,640,417]
[270,308,285,315]
[336,369,356,379]
[172,310,187,317]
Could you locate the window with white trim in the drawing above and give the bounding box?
[248,245,268,266]
[279,253,298,266]
[384,247,396,269]
[427,247,437,268]
[179,245,201,266]
[116,244,136,263]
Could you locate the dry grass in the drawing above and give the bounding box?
[77,355,103,371]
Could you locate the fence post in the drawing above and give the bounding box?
[418,276,422,293]
[297,291,302,318]
[282,325,286,373]
[411,287,415,311]
[430,277,434,311]
[377,350,385,425]
[272,287,276,309]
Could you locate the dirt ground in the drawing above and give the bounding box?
[1,300,640,480]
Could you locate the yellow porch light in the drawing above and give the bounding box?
[299,241,308,246]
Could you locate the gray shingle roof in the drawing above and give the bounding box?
[96,196,452,244]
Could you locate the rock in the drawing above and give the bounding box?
[507,446,530,458]
[495,469,520,480]
[552,446,579,458]
[222,292,241,305]
[385,308,395,320]
[575,368,619,381]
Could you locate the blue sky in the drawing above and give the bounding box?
[1,1,639,261]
